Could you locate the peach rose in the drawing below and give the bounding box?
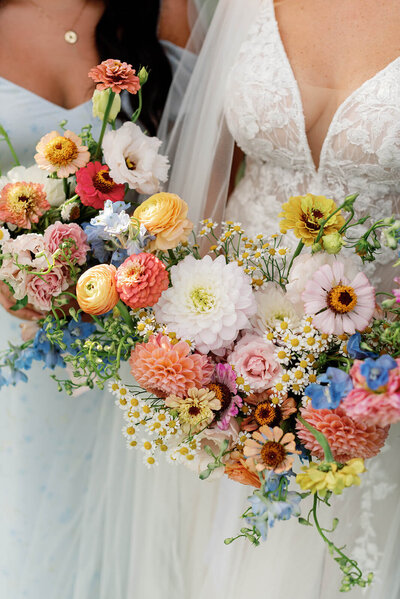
[133,192,193,250]
[76,264,119,315]
[228,334,282,392]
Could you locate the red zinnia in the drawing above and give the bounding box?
[88,59,141,95]
[75,161,125,209]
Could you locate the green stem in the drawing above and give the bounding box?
[94,90,116,160]
[297,414,334,462]
[131,88,143,123]
[0,123,20,166]
[63,177,69,199]
[116,300,134,330]
[286,240,304,277]
[315,206,343,244]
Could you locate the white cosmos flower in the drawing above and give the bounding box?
[102,122,169,195]
[0,165,65,207]
[252,282,303,333]
[154,255,257,353]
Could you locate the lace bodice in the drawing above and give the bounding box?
[224,0,400,287]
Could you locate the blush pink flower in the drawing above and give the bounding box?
[393,277,400,303]
[25,267,69,312]
[340,359,400,427]
[35,130,90,178]
[227,333,281,392]
[75,161,125,209]
[129,334,213,398]
[302,261,375,335]
[44,222,89,266]
[208,363,243,430]
[0,234,49,300]
[88,59,141,94]
[116,253,169,309]
[296,404,389,462]
[0,181,50,229]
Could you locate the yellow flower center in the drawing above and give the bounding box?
[190,287,216,313]
[125,157,137,171]
[260,441,286,469]
[93,169,116,192]
[327,285,358,314]
[120,262,144,285]
[254,401,281,427]
[5,183,42,216]
[44,136,78,166]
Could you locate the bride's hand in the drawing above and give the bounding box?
[0,281,45,321]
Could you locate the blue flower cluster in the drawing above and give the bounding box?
[360,355,397,390]
[305,367,353,410]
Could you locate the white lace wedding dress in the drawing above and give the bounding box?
[170,1,400,597]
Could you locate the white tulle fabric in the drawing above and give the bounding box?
[160,0,400,597]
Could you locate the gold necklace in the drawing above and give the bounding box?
[26,0,89,44]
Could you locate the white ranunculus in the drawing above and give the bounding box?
[154,254,257,354]
[252,282,303,334]
[0,165,65,207]
[102,122,169,195]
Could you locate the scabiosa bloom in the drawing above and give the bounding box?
[207,363,243,430]
[75,161,125,209]
[154,255,257,354]
[244,425,299,474]
[0,181,50,229]
[296,404,389,462]
[165,387,221,433]
[35,130,90,178]
[302,260,375,335]
[44,222,89,266]
[88,59,141,94]
[116,253,169,309]
[129,334,213,398]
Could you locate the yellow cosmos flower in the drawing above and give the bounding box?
[296,458,365,497]
[279,193,345,246]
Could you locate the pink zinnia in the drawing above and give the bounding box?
[302,261,375,335]
[44,222,89,266]
[35,130,90,178]
[88,59,141,94]
[116,253,169,309]
[296,404,389,462]
[341,359,400,427]
[0,182,49,229]
[129,333,213,398]
[208,363,243,430]
[75,161,125,209]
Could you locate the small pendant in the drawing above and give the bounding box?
[65,30,78,44]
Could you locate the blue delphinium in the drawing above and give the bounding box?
[304,367,353,410]
[360,355,397,391]
[82,223,111,263]
[90,200,131,238]
[32,328,66,369]
[347,333,378,360]
[62,316,96,356]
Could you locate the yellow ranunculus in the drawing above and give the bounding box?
[279,193,345,246]
[133,192,193,251]
[92,89,121,123]
[76,264,120,315]
[296,458,365,497]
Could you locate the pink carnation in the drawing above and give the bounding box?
[44,222,89,266]
[25,267,69,312]
[88,59,140,94]
[296,404,389,462]
[129,334,213,398]
[341,360,400,427]
[75,161,125,209]
[227,333,281,392]
[116,253,169,309]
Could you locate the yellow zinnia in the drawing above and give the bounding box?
[279,193,345,246]
[296,458,365,497]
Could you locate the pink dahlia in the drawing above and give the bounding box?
[302,261,375,335]
[44,222,89,266]
[88,59,141,94]
[116,253,169,309]
[296,404,389,462]
[35,130,90,178]
[341,359,400,427]
[75,161,125,209]
[207,363,243,431]
[0,181,50,229]
[129,334,213,398]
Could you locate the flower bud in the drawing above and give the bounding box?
[76,264,119,315]
[92,89,121,123]
[138,67,149,86]
[311,242,323,254]
[322,231,344,254]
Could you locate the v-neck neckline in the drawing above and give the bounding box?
[268,0,400,175]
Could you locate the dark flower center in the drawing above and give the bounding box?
[260,441,286,469]
[207,382,231,414]
[93,169,116,193]
[254,401,282,427]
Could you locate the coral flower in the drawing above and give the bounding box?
[279,193,345,246]
[0,181,50,229]
[302,261,375,335]
[35,130,90,178]
[75,161,125,209]
[129,334,213,398]
[76,264,119,315]
[88,59,141,94]
[296,404,389,462]
[244,425,300,474]
[115,253,169,309]
[225,451,261,488]
[165,387,221,433]
[296,458,365,497]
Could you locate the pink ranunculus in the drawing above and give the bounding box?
[75,161,125,209]
[227,333,281,392]
[44,221,89,266]
[25,267,69,312]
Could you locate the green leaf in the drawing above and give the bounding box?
[10,295,28,311]
[199,468,212,480]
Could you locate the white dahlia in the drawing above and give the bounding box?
[154,255,257,353]
[252,282,303,333]
[102,122,169,195]
[0,165,65,207]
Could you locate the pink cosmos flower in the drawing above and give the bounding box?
[227,333,281,392]
[302,261,375,335]
[88,59,141,94]
[35,130,90,178]
[116,253,169,309]
[75,161,125,209]
[208,363,243,430]
[129,334,213,398]
[44,222,89,266]
[0,181,50,229]
[341,359,400,427]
